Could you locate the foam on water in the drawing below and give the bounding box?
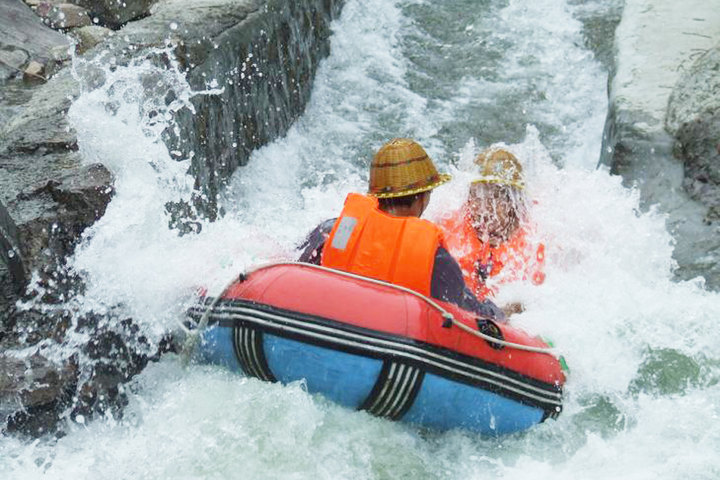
[4,0,720,477]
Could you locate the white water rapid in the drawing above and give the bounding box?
[3,0,720,478]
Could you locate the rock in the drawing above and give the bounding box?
[601,0,720,288]
[676,110,720,219]
[0,354,76,410]
[0,69,80,158]
[0,354,77,436]
[0,200,27,292]
[0,70,113,294]
[71,25,113,54]
[0,0,71,65]
[23,60,46,83]
[10,163,115,286]
[0,49,28,81]
[24,0,65,6]
[1,0,346,438]
[109,0,344,217]
[666,47,720,136]
[667,45,720,227]
[35,2,92,30]
[72,0,156,29]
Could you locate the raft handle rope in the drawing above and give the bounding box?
[180,274,243,365]
[183,262,557,358]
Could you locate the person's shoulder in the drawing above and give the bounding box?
[318,218,336,233]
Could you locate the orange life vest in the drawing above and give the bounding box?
[321,193,443,296]
[439,206,545,299]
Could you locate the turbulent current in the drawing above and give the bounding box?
[3,0,720,478]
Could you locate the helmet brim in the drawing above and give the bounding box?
[369,173,452,199]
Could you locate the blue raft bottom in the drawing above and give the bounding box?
[199,325,544,434]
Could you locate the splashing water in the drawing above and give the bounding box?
[3,0,720,478]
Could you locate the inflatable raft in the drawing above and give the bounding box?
[187,263,565,434]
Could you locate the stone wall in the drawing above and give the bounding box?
[0,0,345,436]
[601,0,720,288]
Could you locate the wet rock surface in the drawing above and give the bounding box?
[35,2,93,29]
[676,111,720,222]
[72,0,156,29]
[1,0,346,436]
[668,46,720,224]
[70,25,114,54]
[0,0,71,82]
[0,354,77,437]
[112,0,344,217]
[601,0,720,289]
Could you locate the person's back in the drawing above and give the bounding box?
[300,138,504,321]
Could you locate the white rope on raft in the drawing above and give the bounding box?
[181,261,558,363]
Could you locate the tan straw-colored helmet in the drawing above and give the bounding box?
[471,147,525,190]
[368,138,451,198]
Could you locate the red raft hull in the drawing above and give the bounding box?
[192,263,565,433]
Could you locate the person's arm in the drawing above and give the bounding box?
[298,218,336,265]
[431,247,506,321]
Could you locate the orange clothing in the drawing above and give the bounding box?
[440,206,545,299]
[321,193,443,296]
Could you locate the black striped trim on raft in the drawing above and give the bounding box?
[188,298,563,420]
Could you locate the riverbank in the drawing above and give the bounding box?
[1,0,344,435]
[602,0,720,288]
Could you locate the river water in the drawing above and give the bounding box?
[3,0,720,478]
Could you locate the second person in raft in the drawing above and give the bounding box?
[299,138,505,321]
[440,147,546,313]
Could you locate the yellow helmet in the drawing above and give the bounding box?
[472,147,525,190]
[368,138,451,198]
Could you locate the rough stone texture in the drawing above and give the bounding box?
[0,200,27,292]
[0,49,29,81]
[11,163,115,277]
[71,25,114,54]
[601,0,720,288]
[676,110,720,218]
[667,46,720,224]
[0,70,80,165]
[87,0,345,217]
[72,0,156,29]
[22,60,47,82]
[24,0,65,6]
[35,2,93,29]
[0,67,114,435]
[1,0,346,437]
[117,0,344,217]
[0,354,77,436]
[666,47,720,136]
[0,0,71,65]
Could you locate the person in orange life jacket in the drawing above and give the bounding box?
[439,147,545,315]
[299,138,505,321]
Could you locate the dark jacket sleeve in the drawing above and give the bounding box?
[298,218,336,265]
[431,247,506,321]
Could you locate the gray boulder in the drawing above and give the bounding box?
[0,49,29,81]
[1,0,346,437]
[667,46,720,222]
[677,111,720,222]
[0,354,77,437]
[0,0,71,68]
[0,200,26,292]
[70,25,114,54]
[113,0,344,217]
[666,46,720,136]
[601,1,720,289]
[72,0,156,29]
[35,2,93,30]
